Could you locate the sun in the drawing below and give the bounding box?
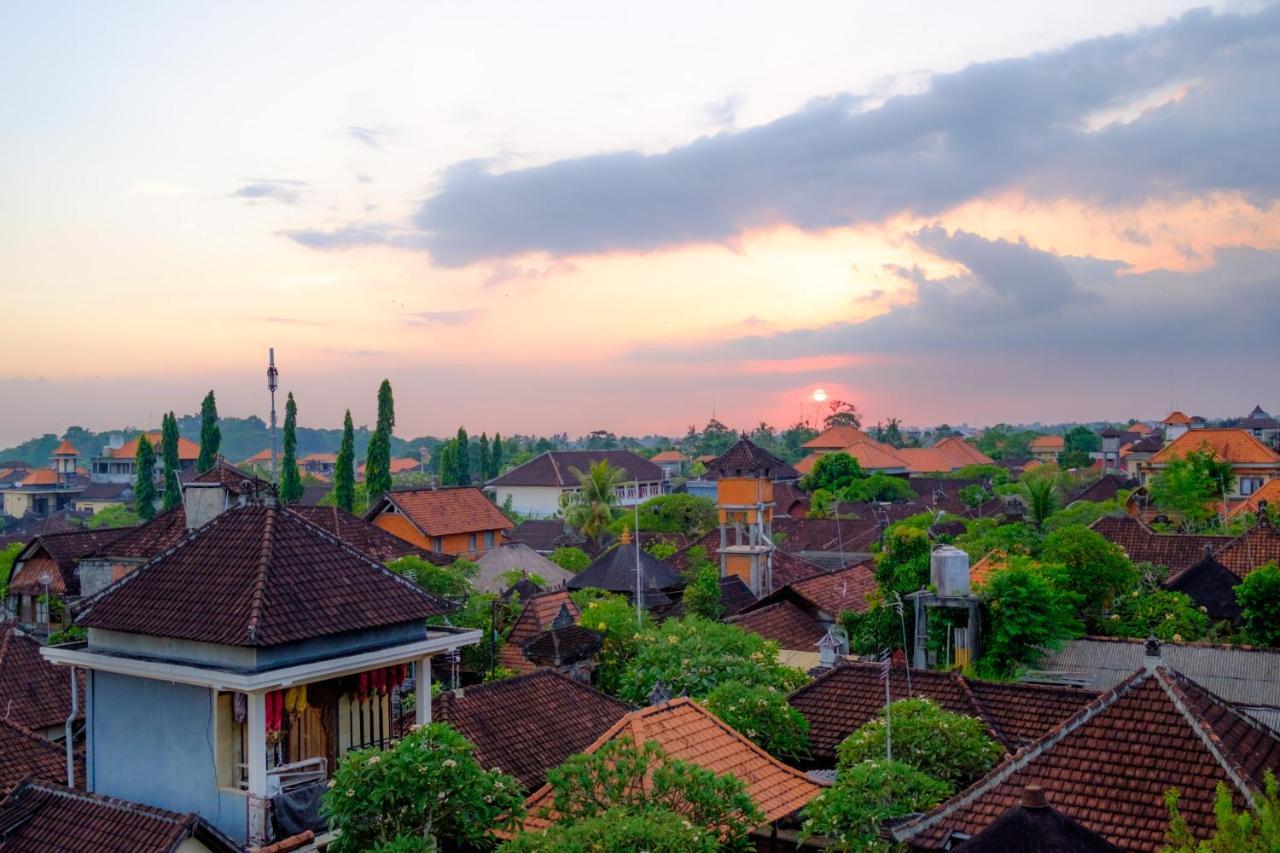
[812,388,827,403]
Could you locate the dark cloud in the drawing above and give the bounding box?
[386,4,1277,266]
[403,308,486,326]
[232,179,306,206]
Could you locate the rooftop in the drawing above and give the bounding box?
[0,719,70,794]
[568,541,685,599]
[1151,428,1280,466]
[104,433,199,462]
[367,486,514,537]
[499,590,579,674]
[0,621,83,731]
[8,527,137,597]
[487,450,663,488]
[724,600,825,650]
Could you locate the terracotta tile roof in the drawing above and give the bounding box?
[243,448,273,464]
[76,504,452,646]
[1152,428,1280,466]
[841,440,910,472]
[1215,514,1280,577]
[9,528,136,597]
[426,670,630,791]
[0,622,83,732]
[107,433,199,461]
[1030,435,1065,451]
[76,482,131,502]
[0,720,69,794]
[770,550,834,590]
[1227,478,1280,517]
[718,575,758,616]
[52,441,79,457]
[16,469,59,487]
[950,788,1124,852]
[898,438,994,473]
[650,450,688,463]
[300,452,337,464]
[369,486,513,538]
[187,458,268,495]
[1091,516,1227,575]
[499,590,579,673]
[0,778,239,852]
[568,543,684,598]
[521,625,603,667]
[520,698,823,832]
[290,505,448,564]
[88,507,190,560]
[772,518,843,552]
[894,666,1280,851]
[725,601,825,650]
[706,438,791,478]
[1068,473,1135,505]
[788,662,1097,762]
[747,564,877,620]
[1163,411,1192,426]
[803,426,880,450]
[487,450,662,488]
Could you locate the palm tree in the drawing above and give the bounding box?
[565,460,625,545]
[1020,476,1059,529]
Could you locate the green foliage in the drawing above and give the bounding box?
[681,556,723,620]
[1020,476,1059,529]
[979,558,1083,677]
[950,464,1009,485]
[954,519,1041,563]
[836,698,1003,789]
[499,806,717,852]
[875,526,931,595]
[0,542,22,602]
[635,493,718,537]
[279,393,302,504]
[387,556,477,601]
[618,616,808,704]
[1106,587,1210,642]
[1063,426,1101,455]
[802,452,865,493]
[808,488,836,518]
[1039,525,1137,630]
[958,484,991,510]
[1149,449,1236,531]
[477,434,491,486]
[335,410,356,512]
[47,625,87,645]
[197,390,220,472]
[160,411,182,511]
[643,539,678,560]
[845,473,916,503]
[564,460,623,545]
[132,434,157,521]
[1057,449,1094,470]
[571,591,653,695]
[1164,770,1280,852]
[490,432,504,479]
[322,722,524,853]
[800,759,952,852]
[974,425,1038,461]
[1237,563,1280,647]
[841,598,904,657]
[365,381,396,501]
[535,736,763,849]
[85,504,141,529]
[1043,494,1129,532]
[704,681,810,759]
[454,427,471,486]
[550,547,591,572]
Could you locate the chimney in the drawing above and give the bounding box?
[1021,785,1048,810]
[184,483,228,531]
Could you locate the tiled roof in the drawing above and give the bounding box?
[706,437,791,478]
[243,448,273,463]
[725,601,825,650]
[650,450,688,463]
[0,511,93,549]
[487,451,662,488]
[76,482,132,502]
[1164,555,1242,622]
[1215,514,1280,576]
[187,458,268,495]
[370,486,514,537]
[106,433,199,461]
[300,452,337,464]
[473,543,573,594]
[1151,428,1280,466]
[52,440,79,456]
[9,528,136,597]
[427,670,630,791]
[16,469,59,487]
[290,505,448,564]
[499,591,579,674]
[568,543,685,597]
[894,666,1280,851]
[1030,435,1064,450]
[747,563,876,620]
[1091,516,1227,575]
[77,504,452,646]
[950,788,1124,852]
[1163,411,1192,425]
[0,779,239,852]
[718,575,758,616]
[788,662,1096,762]
[521,625,604,667]
[1068,474,1135,505]
[508,520,589,554]
[0,622,82,732]
[88,507,190,560]
[803,426,880,450]
[520,698,823,832]
[0,719,69,794]
[770,550,833,590]
[897,438,993,474]
[1227,478,1280,517]
[799,439,911,474]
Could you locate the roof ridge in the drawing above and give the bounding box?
[244,505,276,645]
[547,452,563,487]
[0,717,66,757]
[20,778,187,825]
[680,697,824,785]
[952,673,1011,751]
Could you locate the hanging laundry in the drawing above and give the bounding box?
[233,692,247,725]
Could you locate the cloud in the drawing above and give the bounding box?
[388,4,1279,266]
[232,179,306,206]
[403,308,487,326]
[481,259,579,289]
[704,94,745,129]
[282,223,430,251]
[345,125,394,149]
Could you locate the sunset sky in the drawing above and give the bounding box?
[2,1,1279,445]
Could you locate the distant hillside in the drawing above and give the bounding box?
[0,416,442,468]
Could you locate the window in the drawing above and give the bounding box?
[215,691,247,789]
[483,530,495,549]
[1241,478,1264,496]
[432,537,443,554]
[468,533,478,551]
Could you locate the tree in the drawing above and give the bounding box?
[477,434,491,484]
[836,698,1004,789]
[1164,771,1280,853]
[1039,525,1137,630]
[322,722,524,853]
[500,806,717,852]
[197,390,220,472]
[824,400,862,429]
[1063,425,1101,455]
[1107,587,1210,642]
[86,505,142,529]
[279,393,302,504]
[800,759,952,852]
[452,427,470,486]
[979,559,1082,677]
[571,591,654,695]
[845,473,915,503]
[334,409,356,512]
[0,542,24,603]
[958,484,991,511]
[1150,449,1237,530]
[437,440,457,487]
[1020,475,1059,529]
[681,554,722,620]
[801,452,865,494]
[132,434,157,521]
[1237,563,1280,647]
[875,526,931,595]
[388,555,477,601]
[535,736,763,848]
[807,488,836,519]
[160,411,181,511]
[704,681,810,759]
[564,460,623,545]
[550,547,591,572]
[490,432,504,478]
[635,494,718,537]
[364,380,396,502]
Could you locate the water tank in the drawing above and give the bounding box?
[931,545,970,597]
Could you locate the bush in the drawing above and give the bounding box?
[1237,563,1280,647]
[634,493,719,537]
[846,474,916,503]
[800,759,952,851]
[1105,587,1210,642]
[570,591,653,695]
[499,806,717,852]
[836,698,1003,789]
[322,722,524,853]
[549,547,591,572]
[1040,526,1136,630]
[979,558,1082,677]
[802,453,865,494]
[704,681,811,760]
[86,504,142,529]
[1164,770,1280,852]
[682,556,723,620]
[387,555,476,601]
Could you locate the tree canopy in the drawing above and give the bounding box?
[1237,563,1280,647]
[160,411,181,511]
[132,434,156,521]
[279,393,302,504]
[334,409,356,512]
[196,390,220,472]
[801,452,865,494]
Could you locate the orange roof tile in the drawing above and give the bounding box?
[1030,435,1065,450]
[373,486,514,538]
[969,550,1010,587]
[1151,429,1280,467]
[498,590,579,674]
[243,449,273,463]
[519,698,823,832]
[650,450,688,463]
[1162,411,1192,426]
[17,469,59,487]
[52,440,78,456]
[1128,422,1153,435]
[803,426,880,450]
[1227,479,1280,518]
[110,433,199,461]
[301,452,337,464]
[842,439,909,471]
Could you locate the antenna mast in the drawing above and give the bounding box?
[267,348,279,485]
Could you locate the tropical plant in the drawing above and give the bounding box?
[1019,475,1059,529]
[681,553,723,620]
[978,558,1082,677]
[499,806,717,852]
[85,504,142,529]
[197,390,221,472]
[1105,587,1210,643]
[132,434,157,521]
[549,547,591,572]
[565,460,624,545]
[802,452,865,494]
[1039,525,1137,630]
[1149,449,1236,531]
[364,380,396,501]
[570,590,654,695]
[1164,770,1280,852]
[704,681,810,759]
[845,474,916,503]
[1237,563,1280,648]
[322,722,524,853]
[800,759,952,852]
[387,555,477,601]
[635,494,718,537]
[0,542,22,602]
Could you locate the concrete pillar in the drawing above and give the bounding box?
[913,596,928,670]
[246,691,267,796]
[415,656,432,727]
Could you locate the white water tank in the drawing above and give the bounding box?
[931,545,971,597]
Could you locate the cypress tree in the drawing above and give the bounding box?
[365,380,395,501]
[133,434,157,521]
[490,432,503,479]
[279,393,302,503]
[478,434,491,485]
[438,440,457,487]
[455,427,471,486]
[335,409,356,512]
[161,411,181,511]
[197,390,221,472]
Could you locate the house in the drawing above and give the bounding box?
[6,527,136,634]
[290,504,450,565]
[0,718,74,794]
[1028,434,1064,462]
[1,467,88,520]
[892,649,1280,851]
[420,670,631,791]
[895,436,994,474]
[73,481,134,514]
[724,600,826,658]
[1161,410,1195,442]
[365,485,513,557]
[486,450,665,517]
[567,532,685,609]
[950,786,1123,853]
[508,519,591,555]
[90,432,200,485]
[43,500,478,845]
[1164,553,1242,622]
[741,563,877,631]
[472,542,574,593]
[1239,404,1280,448]
[498,589,580,674]
[1137,428,1280,496]
[1123,431,1165,479]
[0,620,83,739]
[298,452,336,476]
[356,456,423,478]
[517,697,824,842]
[794,427,911,477]
[0,779,241,853]
[1227,477,1280,518]
[649,449,688,479]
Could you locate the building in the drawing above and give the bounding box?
[649,449,688,479]
[795,426,911,477]
[567,532,685,609]
[485,450,665,517]
[1028,434,1064,463]
[472,542,574,593]
[366,485,513,557]
[6,527,136,634]
[43,500,479,845]
[949,786,1124,853]
[1161,410,1195,442]
[1,467,88,520]
[1138,428,1280,496]
[1239,404,1280,448]
[498,589,581,674]
[740,563,877,630]
[90,433,200,485]
[299,452,336,477]
[895,436,995,474]
[0,620,83,739]
[73,482,134,514]
[706,437,785,596]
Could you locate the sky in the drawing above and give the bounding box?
[2,1,1279,445]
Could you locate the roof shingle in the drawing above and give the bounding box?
[369,486,514,538]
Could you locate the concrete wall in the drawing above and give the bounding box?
[89,670,248,842]
[492,485,564,518]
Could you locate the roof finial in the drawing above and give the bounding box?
[647,679,670,707]
[1021,784,1048,810]
[1144,635,1162,668]
[619,528,632,545]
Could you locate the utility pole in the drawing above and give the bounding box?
[267,348,279,485]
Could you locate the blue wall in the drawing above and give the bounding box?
[89,671,248,842]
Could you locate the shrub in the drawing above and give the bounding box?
[1237,563,1280,648]
[704,681,810,759]
[499,806,717,852]
[979,558,1082,677]
[800,759,952,851]
[549,547,591,572]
